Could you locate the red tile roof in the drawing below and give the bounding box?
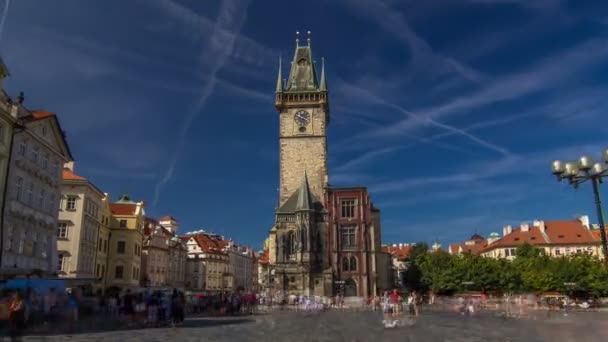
[63,168,86,181]
[30,110,55,119]
[258,249,269,265]
[109,203,137,216]
[189,233,228,254]
[482,220,601,253]
[382,245,412,259]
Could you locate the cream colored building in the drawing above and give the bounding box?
[106,194,145,289]
[142,218,170,288]
[449,216,604,260]
[142,217,187,289]
[167,235,187,290]
[2,107,72,275]
[183,232,231,291]
[225,242,254,291]
[56,163,104,279]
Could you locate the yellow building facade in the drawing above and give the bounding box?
[105,194,145,290]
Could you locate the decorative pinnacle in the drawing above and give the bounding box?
[296,31,300,46]
[307,30,311,46]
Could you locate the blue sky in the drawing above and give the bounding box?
[1,0,608,249]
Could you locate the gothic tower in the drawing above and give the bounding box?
[271,35,333,296]
[275,36,329,207]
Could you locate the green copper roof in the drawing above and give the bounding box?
[286,44,319,92]
[275,56,284,93]
[116,194,136,204]
[295,170,312,211]
[277,172,321,213]
[319,58,327,92]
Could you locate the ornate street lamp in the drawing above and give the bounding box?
[552,149,608,261]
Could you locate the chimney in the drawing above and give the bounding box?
[64,161,75,172]
[578,215,590,229]
[538,220,546,233]
[503,225,512,236]
[521,223,529,232]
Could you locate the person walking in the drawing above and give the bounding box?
[8,291,26,342]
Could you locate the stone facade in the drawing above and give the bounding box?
[268,40,383,298]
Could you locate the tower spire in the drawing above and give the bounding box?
[275,56,283,93]
[320,57,327,92]
[296,169,312,211]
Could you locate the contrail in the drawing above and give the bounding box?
[153,0,250,206]
[0,0,10,44]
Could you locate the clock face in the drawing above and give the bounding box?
[294,110,311,126]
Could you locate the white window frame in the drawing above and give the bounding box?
[57,223,68,239]
[66,196,77,210]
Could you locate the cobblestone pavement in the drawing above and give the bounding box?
[20,310,608,342]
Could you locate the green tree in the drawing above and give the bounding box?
[403,242,429,292]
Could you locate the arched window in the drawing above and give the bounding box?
[350,256,357,271]
[342,257,349,271]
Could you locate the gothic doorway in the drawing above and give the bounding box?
[344,278,357,297]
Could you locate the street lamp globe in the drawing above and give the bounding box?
[552,160,564,175]
[592,163,604,175]
[579,156,593,171]
[564,162,579,177]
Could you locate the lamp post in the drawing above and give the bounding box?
[551,150,608,262]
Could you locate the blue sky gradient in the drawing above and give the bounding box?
[2,0,608,249]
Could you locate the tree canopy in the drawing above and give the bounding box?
[412,243,608,296]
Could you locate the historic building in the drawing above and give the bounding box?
[267,38,383,297]
[142,216,187,289]
[1,106,72,276]
[183,232,232,291]
[225,241,254,291]
[96,194,112,288]
[105,194,145,290]
[448,215,604,260]
[56,163,104,280]
[0,59,18,240]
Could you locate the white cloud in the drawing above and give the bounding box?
[368,37,608,139]
[152,0,252,206]
[338,0,484,84]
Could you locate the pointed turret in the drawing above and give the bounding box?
[295,170,312,211]
[275,56,283,93]
[320,57,327,92]
[286,40,319,92]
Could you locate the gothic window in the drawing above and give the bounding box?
[341,199,356,218]
[287,231,295,259]
[342,257,349,271]
[340,225,357,249]
[350,256,357,271]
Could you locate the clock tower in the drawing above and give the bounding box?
[275,38,329,207]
